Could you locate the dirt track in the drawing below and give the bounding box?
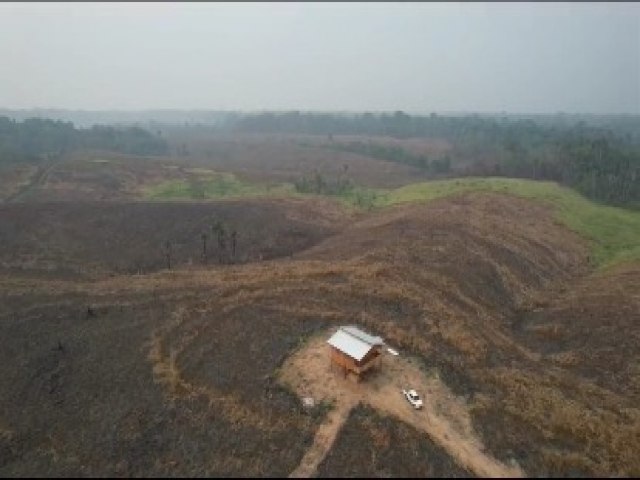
[279,330,524,478]
[4,160,57,203]
[289,399,356,478]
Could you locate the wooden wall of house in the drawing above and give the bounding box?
[355,345,381,368]
[330,347,357,372]
[329,345,381,376]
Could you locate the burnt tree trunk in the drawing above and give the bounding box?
[231,230,237,259]
[164,241,172,270]
[201,233,208,263]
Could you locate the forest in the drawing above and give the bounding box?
[0,116,169,164]
[1,112,638,206]
[231,112,640,205]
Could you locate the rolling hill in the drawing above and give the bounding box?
[1,174,638,476]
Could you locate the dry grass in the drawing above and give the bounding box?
[1,189,638,476]
[474,366,640,476]
[132,191,629,476]
[161,131,431,188]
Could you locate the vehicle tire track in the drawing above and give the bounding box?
[288,399,357,479]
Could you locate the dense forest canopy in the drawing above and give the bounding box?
[0,116,168,164]
[230,111,640,144]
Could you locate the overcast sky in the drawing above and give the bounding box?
[1,2,638,114]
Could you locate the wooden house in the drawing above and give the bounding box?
[327,326,385,382]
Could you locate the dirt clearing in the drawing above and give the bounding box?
[278,329,524,478]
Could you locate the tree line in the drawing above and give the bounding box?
[326,141,451,174]
[229,111,640,205]
[3,112,638,205]
[0,116,169,165]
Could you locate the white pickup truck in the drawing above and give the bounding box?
[402,389,423,409]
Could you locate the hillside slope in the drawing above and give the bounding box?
[0,191,638,476]
[0,197,354,277]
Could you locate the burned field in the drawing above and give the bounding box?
[0,197,352,277]
[0,133,434,201]
[317,405,473,478]
[159,131,432,188]
[0,289,324,477]
[1,185,639,477]
[0,153,178,203]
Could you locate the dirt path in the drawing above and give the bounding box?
[279,330,524,478]
[288,399,356,478]
[5,160,56,203]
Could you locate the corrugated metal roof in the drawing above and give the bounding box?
[326,326,385,361]
[342,325,385,346]
[327,329,372,361]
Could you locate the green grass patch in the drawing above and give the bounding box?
[144,172,295,200]
[379,177,640,269]
[335,186,387,211]
[144,171,639,269]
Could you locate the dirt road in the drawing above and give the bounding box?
[288,399,357,478]
[5,160,56,203]
[279,330,524,478]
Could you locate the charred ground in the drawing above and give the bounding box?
[0,145,638,477]
[0,197,352,278]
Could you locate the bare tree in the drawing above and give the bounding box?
[163,240,172,270]
[231,230,237,260]
[217,227,226,250]
[218,224,226,264]
[201,232,208,263]
[211,220,227,264]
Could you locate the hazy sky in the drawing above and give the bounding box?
[1,2,638,114]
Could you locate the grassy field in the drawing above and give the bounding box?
[144,171,295,200]
[19,150,634,270]
[144,174,640,269]
[2,179,638,476]
[142,169,386,213]
[368,177,640,269]
[2,134,639,477]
